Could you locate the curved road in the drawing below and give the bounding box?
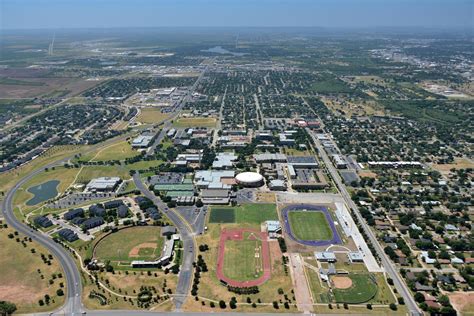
[2,157,84,315]
[0,132,136,315]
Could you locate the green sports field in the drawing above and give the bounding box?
[223,232,263,281]
[332,274,378,304]
[287,211,333,241]
[94,227,163,264]
[209,204,278,224]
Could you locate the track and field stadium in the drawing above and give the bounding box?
[216,228,271,287]
[282,204,342,247]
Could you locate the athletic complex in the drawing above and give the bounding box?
[282,204,342,247]
[216,228,271,287]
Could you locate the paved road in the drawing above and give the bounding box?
[307,128,422,316]
[133,173,196,310]
[0,132,136,315]
[2,158,85,315]
[147,60,212,156]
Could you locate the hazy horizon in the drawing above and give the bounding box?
[1,0,472,30]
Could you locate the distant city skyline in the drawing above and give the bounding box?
[1,0,472,30]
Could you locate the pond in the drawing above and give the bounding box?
[201,46,248,56]
[26,180,60,206]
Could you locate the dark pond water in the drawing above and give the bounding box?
[26,180,60,206]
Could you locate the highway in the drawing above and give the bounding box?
[307,128,422,316]
[133,173,196,310]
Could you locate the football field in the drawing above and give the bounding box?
[287,210,333,241]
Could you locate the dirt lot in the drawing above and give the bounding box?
[449,292,474,316]
[256,192,276,203]
[358,170,378,178]
[432,158,474,174]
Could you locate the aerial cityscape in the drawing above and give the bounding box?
[0,1,472,316]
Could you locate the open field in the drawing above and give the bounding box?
[287,211,333,241]
[94,227,164,265]
[81,269,176,311]
[449,292,474,316]
[89,140,139,162]
[432,158,474,173]
[136,108,170,124]
[74,165,132,185]
[222,231,264,282]
[0,145,83,195]
[0,77,100,98]
[173,117,217,128]
[332,274,378,304]
[0,225,66,314]
[209,203,278,224]
[255,192,276,203]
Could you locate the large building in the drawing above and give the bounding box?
[85,177,121,193]
[235,172,264,187]
[194,170,235,189]
[131,135,154,148]
[212,152,238,169]
[201,189,230,204]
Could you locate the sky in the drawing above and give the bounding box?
[1,0,472,30]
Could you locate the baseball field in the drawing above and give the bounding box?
[94,227,163,265]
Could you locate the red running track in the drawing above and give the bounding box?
[216,228,271,287]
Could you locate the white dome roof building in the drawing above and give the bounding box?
[235,172,264,187]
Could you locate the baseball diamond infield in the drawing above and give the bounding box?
[282,204,342,246]
[216,228,271,287]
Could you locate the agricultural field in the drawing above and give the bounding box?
[173,117,217,128]
[0,77,100,98]
[287,211,333,241]
[93,227,164,267]
[0,225,66,314]
[209,203,278,225]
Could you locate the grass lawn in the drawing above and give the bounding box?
[0,226,66,313]
[13,166,79,214]
[209,204,278,225]
[0,145,83,195]
[137,108,170,124]
[82,268,176,311]
[74,165,132,185]
[288,211,333,241]
[311,79,352,94]
[332,274,378,304]
[90,140,139,162]
[173,117,217,128]
[94,227,163,265]
[209,208,235,223]
[305,262,331,303]
[223,232,263,281]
